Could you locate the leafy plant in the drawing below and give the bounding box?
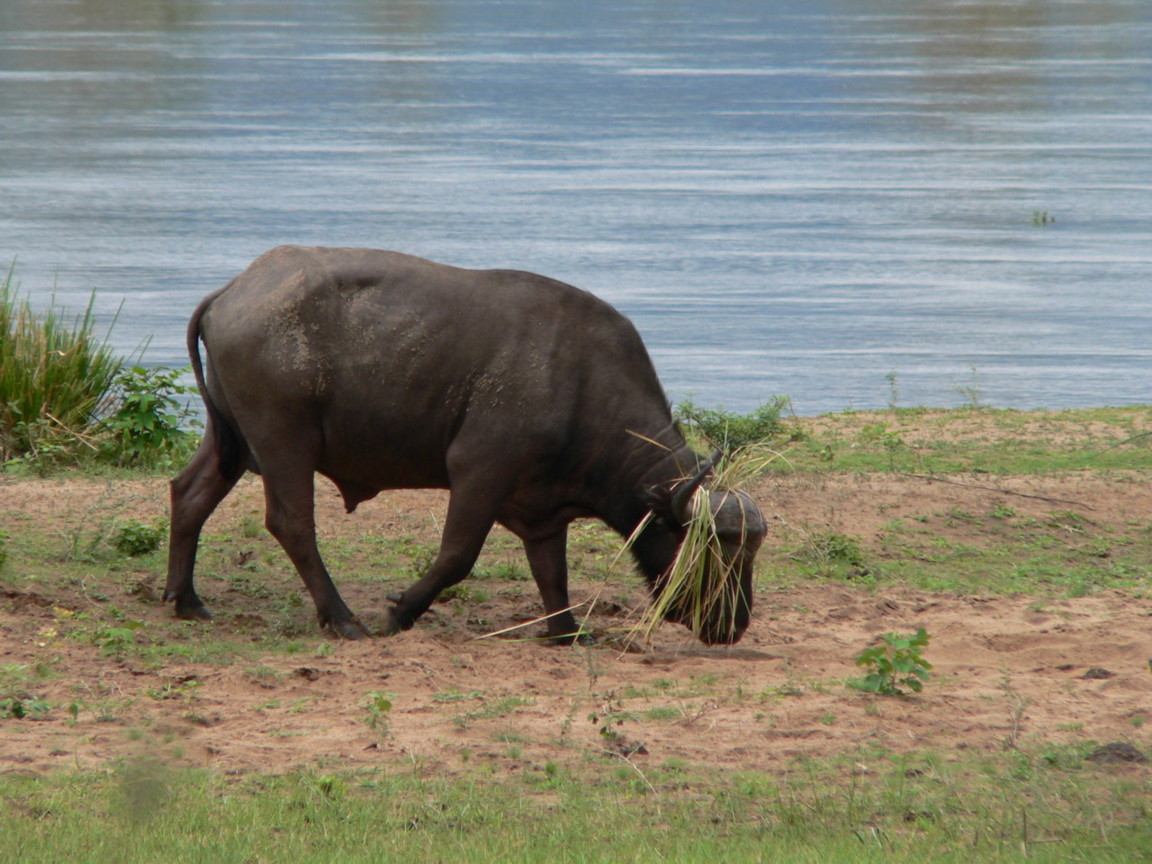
[98,365,199,466]
[0,696,51,719]
[364,691,395,735]
[850,628,932,696]
[675,397,797,449]
[111,519,165,557]
[92,621,145,656]
[588,694,637,743]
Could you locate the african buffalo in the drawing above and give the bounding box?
[166,246,765,644]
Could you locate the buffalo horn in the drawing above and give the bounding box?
[671,449,723,524]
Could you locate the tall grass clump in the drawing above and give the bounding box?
[0,264,124,464]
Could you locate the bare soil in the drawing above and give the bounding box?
[2,468,1151,779]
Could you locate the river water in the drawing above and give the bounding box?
[2,0,1151,414]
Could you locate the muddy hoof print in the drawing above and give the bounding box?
[176,604,213,622]
[1085,742,1148,764]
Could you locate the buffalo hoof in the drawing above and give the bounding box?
[550,630,595,647]
[327,617,371,640]
[381,594,418,637]
[171,598,212,621]
[380,606,405,637]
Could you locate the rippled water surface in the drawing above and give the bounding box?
[2,0,1151,413]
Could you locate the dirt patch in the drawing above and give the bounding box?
[1,471,1150,779]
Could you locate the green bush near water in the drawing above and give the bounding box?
[0,264,199,471]
[675,395,800,449]
[0,263,123,464]
[98,364,199,467]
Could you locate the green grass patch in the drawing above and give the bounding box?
[765,507,1152,598]
[1,748,1149,863]
[781,406,1152,474]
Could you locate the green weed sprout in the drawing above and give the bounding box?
[850,627,932,696]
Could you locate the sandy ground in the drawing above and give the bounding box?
[1,469,1150,779]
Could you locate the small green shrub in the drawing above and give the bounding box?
[98,365,200,467]
[675,397,797,449]
[364,692,395,735]
[92,621,145,656]
[0,696,51,720]
[850,628,933,696]
[112,519,165,557]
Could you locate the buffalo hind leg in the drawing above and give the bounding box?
[260,462,368,640]
[165,434,245,620]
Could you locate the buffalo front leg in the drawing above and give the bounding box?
[260,465,368,640]
[165,434,244,620]
[522,528,591,644]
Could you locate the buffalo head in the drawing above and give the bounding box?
[647,458,767,645]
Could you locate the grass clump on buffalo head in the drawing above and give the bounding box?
[626,445,777,646]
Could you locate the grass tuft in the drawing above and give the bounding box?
[0,263,125,464]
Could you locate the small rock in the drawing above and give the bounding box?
[1081,667,1114,680]
[903,810,935,823]
[605,737,648,757]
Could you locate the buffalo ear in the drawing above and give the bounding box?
[645,449,722,527]
[641,484,676,524]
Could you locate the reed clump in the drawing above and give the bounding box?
[0,263,123,463]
